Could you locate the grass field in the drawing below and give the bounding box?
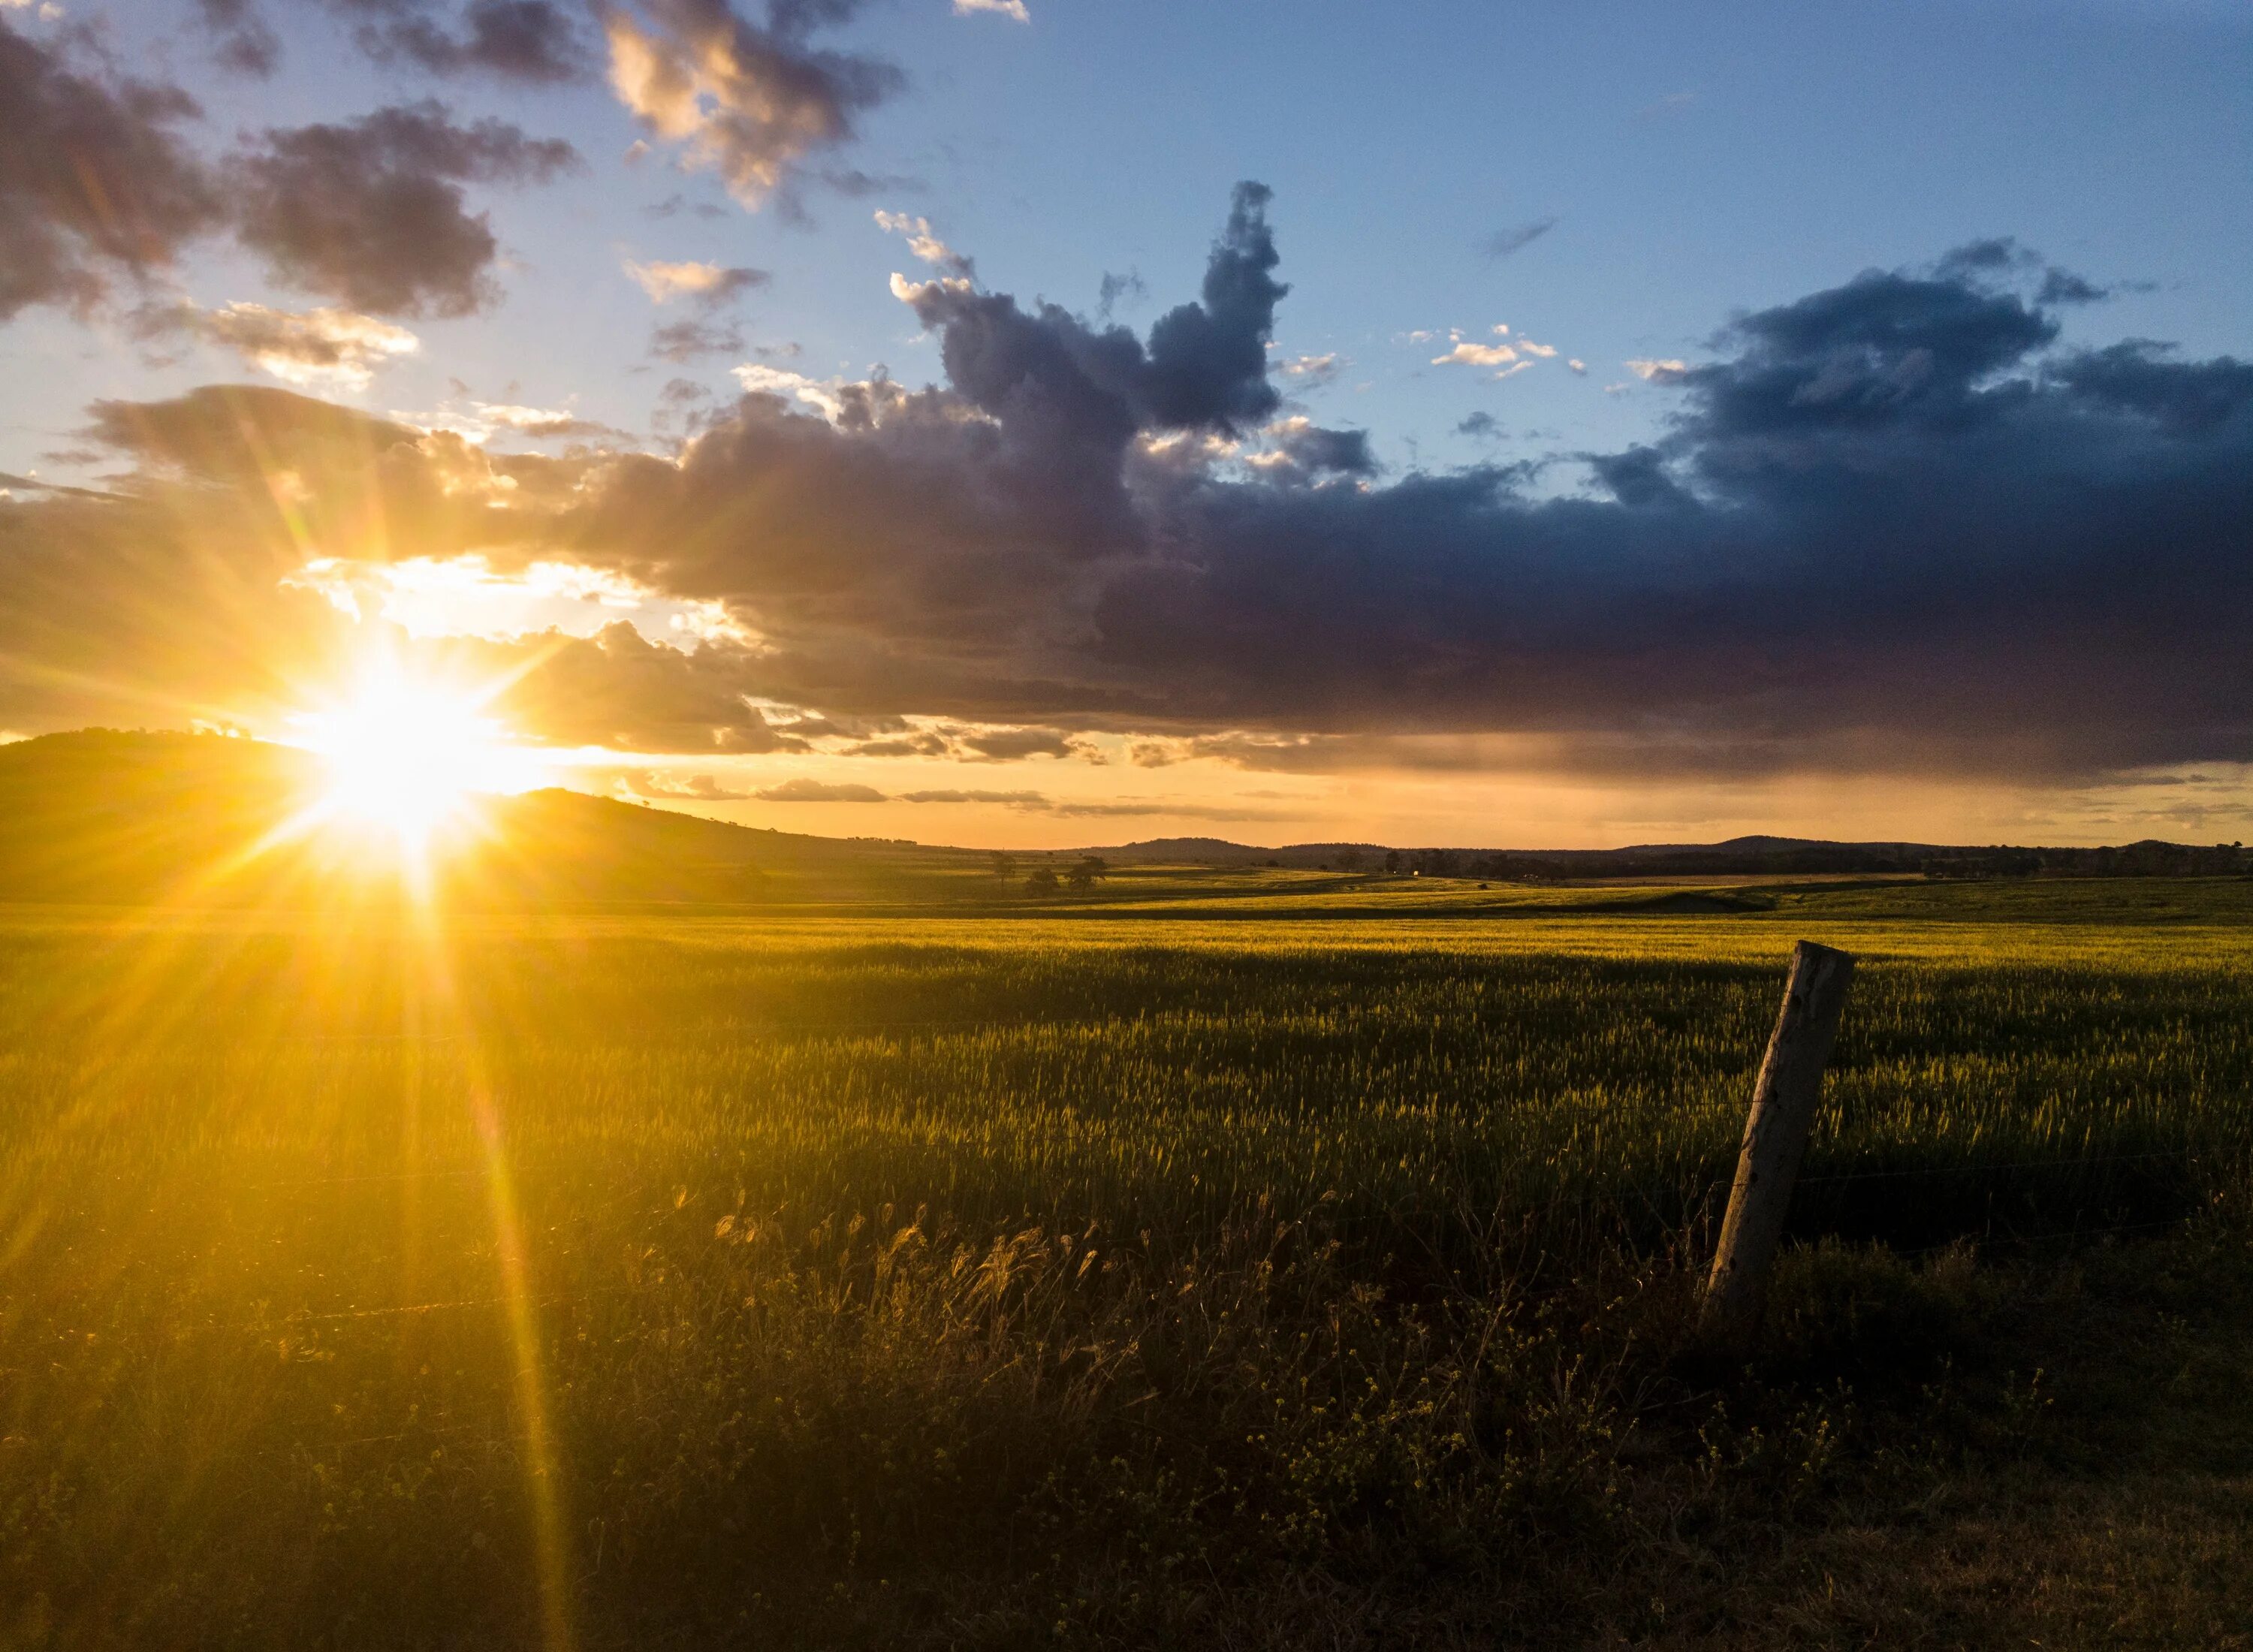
[2,873,2250,1647]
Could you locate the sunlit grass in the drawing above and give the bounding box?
[1,883,2248,1644]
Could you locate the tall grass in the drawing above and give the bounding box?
[1,887,2248,1646]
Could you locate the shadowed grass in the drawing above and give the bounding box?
[1,882,2248,1647]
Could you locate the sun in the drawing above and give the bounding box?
[298,665,523,844]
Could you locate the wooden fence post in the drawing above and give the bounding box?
[1700,939,1856,1346]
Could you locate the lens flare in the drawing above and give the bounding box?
[298,665,530,844]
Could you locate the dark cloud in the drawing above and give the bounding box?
[603,0,904,210]
[1584,444,1686,509]
[954,726,1083,761]
[197,0,283,74]
[0,17,226,319]
[1481,216,1558,260]
[327,0,594,83]
[1096,270,1145,319]
[5,194,2248,786]
[650,318,748,360]
[1140,182,1288,430]
[0,386,785,754]
[1268,421,1375,478]
[1455,411,1500,439]
[234,101,581,316]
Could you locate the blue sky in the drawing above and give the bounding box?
[11,0,2246,481]
[1,0,2248,846]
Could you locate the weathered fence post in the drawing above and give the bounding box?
[1700,939,1856,1346]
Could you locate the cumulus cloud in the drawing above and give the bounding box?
[952,0,1028,21]
[151,300,422,391]
[1256,416,1375,479]
[0,17,226,318]
[1432,332,1518,368]
[626,258,769,306]
[1624,357,1686,381]
[5,204,2248,791]
[234,101,580,316]
[602,0,903,210]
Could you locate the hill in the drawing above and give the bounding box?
[0,731,990,906]
[0,730,2242,907]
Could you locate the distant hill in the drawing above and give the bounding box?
[1077,833,2246,880]
[0,730,2242,906]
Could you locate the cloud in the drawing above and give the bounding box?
[1258,417,1376,478]
[874,209,973,278]
[324,0,594,83]
[651,318,746,360]
[1096,270,1145,318]
[1455,411,1500,439]
[896,787,1043,806]
[196,0,282,74]
[1480,216,1558,260]
[602,0,903,210]
[0,16,226,318]
[1433,336,1517,368]
[150,301,422,391]
[626,258,769,306]
[234,101,580,316]
[1277,352,1342,389]
[952,725,1084,761]
[756,776,885,801]
[952,0,1029,21]
[1624,357,1685,381]
[6,200,2248,792]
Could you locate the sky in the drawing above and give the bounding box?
[1,0,2248,849]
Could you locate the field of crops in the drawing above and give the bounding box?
[2,876,2249,1647]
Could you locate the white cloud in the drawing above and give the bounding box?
[953,0,1030,20]
[1567,358,1588,375]
[732,363,846,421]
[873,210,973,277]
[1432,333,1519,369]
[890,270,976,308]
[1626,357,1687,381]
[623,258,765,307]
[1277,351,1344,387]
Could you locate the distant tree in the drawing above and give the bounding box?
[1024,866,1060,896]
[1383,849,1401,873]
[992,851,1017,880]
[1065,855,1106,891]
[1338,848,1364,873]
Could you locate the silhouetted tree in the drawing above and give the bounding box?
[992,851,1016,880]
[1024,866,1060,896]
[1065,855,1107,890]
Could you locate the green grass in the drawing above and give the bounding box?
[2,879,2249,1647]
